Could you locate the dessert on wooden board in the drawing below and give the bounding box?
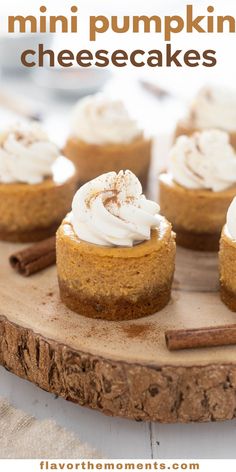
[3,235,236,423]
[159,130,236,251]
[2,85,236,423]
[175,85,236,150]
[0,122,77,242]
[57,170,176,321]
[64,93,152,189]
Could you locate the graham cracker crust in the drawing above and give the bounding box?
[58,278,172,321]
[175,227,220,252]
[0,220,61,243]
[220,284,236,312]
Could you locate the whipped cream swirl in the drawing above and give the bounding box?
[227,197,236,240]
[71,170,160,247]
[0,123,60,184]
[170,130,236,192]
[190,85,236,132]
[71,94,141,145]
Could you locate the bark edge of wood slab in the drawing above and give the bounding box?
[1,314,236,424]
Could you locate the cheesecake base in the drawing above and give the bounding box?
[220,284,236,312]
[159,173,236,252]
[56,215,176,321]
[0,157,76,243]
[219,226,236,311]
[58,278,172,321]
[175,227,220,252]
[0,220,61,243]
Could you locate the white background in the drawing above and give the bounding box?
[2,366,236,459]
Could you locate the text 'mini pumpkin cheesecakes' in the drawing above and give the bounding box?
[0,122,76,242]
[175,85,236,150]
[159,130,236,251]
[57,170,176,321]
[219,198,236,311]
[64,94,152,189]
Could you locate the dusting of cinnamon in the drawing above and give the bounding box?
[122,323,152,339]
[103,189,120,208]
[85,188,119,209]
[85,172,138,211]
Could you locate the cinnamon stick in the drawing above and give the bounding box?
[165,324,236,351]
[9,237,56,277]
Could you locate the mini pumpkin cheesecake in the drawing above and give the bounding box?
[64,94,152,189]
[57,170,176,321]
[220,198,236,311]
[175,86,236,150]
[159,130,236,251]
[0,123,76,242]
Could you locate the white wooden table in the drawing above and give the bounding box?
[1,367,236,459]
[1,73,236,459]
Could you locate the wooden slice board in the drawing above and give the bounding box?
[1,239,236,424]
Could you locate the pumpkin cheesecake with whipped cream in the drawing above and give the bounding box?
[0,122,76,242]
[159,130,236,251]
[175,85,236,150]
[219,198,236,311]
[64,94,152,188]
[57,170,176,321]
